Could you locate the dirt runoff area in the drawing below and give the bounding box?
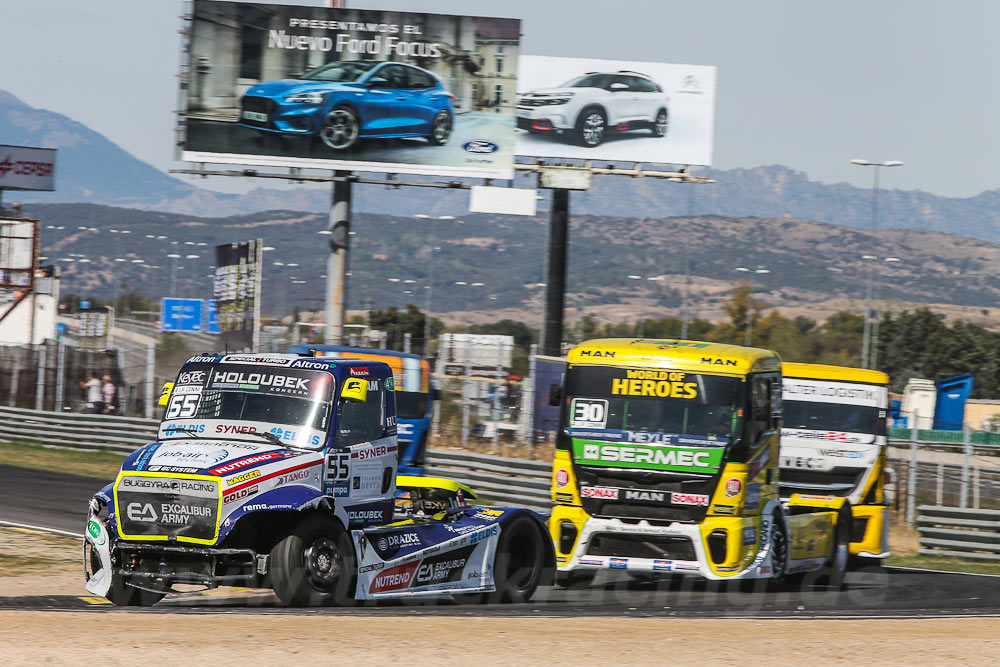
[0,614,997,665]
[1,527,999,664]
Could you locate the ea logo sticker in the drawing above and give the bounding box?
[377,537,389,551]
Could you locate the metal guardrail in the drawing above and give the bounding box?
[0,406,158,454]
[0,406,552,510]
[917,505,1000,561]
[10,405,1000,524]
[426,449,552,512]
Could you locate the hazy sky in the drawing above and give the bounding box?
[3,0,999,198]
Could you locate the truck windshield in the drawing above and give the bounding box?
[565,366,742,440]
[161,364,335,438]
[783,401,883,435]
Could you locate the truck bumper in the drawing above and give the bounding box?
[549,504,777,581]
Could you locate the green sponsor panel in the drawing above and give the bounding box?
[572,439,724,473]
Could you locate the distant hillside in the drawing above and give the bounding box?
[23,203,1000,321]
[6,89,1000,242]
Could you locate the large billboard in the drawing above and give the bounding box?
[0,218,39,290]
[181,1,520,178]
[515,56,716,166]
[214,240,263,352]
[0,145,55,192]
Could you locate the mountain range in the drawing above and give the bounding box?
[4,89,1000,242]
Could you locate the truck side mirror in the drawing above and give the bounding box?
[341,378,368,403]
[548,384,563,407]
[158,382,174,406]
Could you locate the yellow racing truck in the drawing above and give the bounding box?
[549,339,850,588]
[780,363,890,563]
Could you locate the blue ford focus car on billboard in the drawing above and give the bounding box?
[239,61,455,151]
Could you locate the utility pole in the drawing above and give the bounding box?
[325,171,352,344]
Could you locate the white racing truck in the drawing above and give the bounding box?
[780,363,891,562]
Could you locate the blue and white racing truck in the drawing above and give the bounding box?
[83,352,551,606]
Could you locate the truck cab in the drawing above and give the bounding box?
[780,362,890,560]
[84,352,398,605]
[291,345,434,476]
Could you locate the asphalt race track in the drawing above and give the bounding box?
[2,465,999,619]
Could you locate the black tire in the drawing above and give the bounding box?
[105,573,165,607]
[554,569,597,589]
[817,506,851,590]
[652,108,669,137]
[319,106,360,151]
[270,513,355,606]
[574,107,607,147]
[765,514,789,591]
[453,515,545,604]
[428,111,452,146]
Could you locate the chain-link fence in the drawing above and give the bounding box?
[0,341,124,412]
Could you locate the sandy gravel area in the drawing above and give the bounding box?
[0,613,997,665]
[2,527,999,665]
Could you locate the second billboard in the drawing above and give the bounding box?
[515,56,716,166]
[181,1,520,178]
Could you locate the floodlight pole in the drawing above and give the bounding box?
[542,188,569,357]
[325,171,352,344]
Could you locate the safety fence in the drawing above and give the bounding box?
[916,505,1000,561]
[889,434,1000,522]
[0,406,553,510]
[4,405,1000,529]
[0,406,158,454]
[425,449,551,512]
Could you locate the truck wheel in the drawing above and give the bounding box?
[270,513,355,606]
[819,506,851,590]
[554,569,597,589]
[765,515,789,591]
[106,572,165,607]
[453,515,544,604]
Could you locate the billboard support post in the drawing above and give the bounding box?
[325,172,352,345]
[542,188,570,357]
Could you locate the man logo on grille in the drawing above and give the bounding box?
[126,502,157,523]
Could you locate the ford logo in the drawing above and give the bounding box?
[462,140,499,154]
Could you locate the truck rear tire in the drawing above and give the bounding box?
[270,513,355,606]
[453,515,545,604]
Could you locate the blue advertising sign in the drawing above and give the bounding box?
[161,298,204,332]
[205,299,220,334]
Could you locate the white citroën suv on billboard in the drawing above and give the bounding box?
[516,71,670,147]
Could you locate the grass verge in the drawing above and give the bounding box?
[0,440,125,480]
[0,527,80,577]
[885,553,1000,575]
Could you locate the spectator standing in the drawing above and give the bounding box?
[101,375,117,415]
[79,373,102,414]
